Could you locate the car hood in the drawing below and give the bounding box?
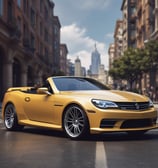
[61,90,149,102]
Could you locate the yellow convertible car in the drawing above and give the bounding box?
[1,76,158,139]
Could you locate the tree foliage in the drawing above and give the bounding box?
[109,40,158,90]
[144,40,158,70]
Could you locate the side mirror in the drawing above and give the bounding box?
[37,87,51,95]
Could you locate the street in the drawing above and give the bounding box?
[1,116,158,168]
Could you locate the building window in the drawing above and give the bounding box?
[17,17,21,30]
[17,0,21,8]
[23,24,28,38]
[54,26,59,35]
[0,0,3,16]
[30,8,35,27]
[44,7,48,20]
[30,34,35,49]
[45,48,48,60]
[40,42,43,55]
[8,1,13,21]
[40,0,43,12]
[54,41,58,51]
[40,21,43,35]
[23,0,27,13]
[44,29,48,42]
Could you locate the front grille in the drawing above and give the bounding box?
[121,119,153,128]
[116,102,150,110]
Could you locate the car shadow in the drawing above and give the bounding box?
[22,127,67,139]
[86,131,158,142]
[19,127,158,142]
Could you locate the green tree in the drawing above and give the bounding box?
[109,40,158,91]
[109,48,147,90]
[144,40,158,87]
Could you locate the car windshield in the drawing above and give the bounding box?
[52,77,110,91]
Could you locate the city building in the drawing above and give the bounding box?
[121,0,137,52]
[60,44,68,75]
[52,15,61,74]
[121,0,155,49]
[114,20,123,59]
[0,0,62,100]
[87,44,108,84]
[67,60,75,76]
[108,43,115,86]
[98,64,108,85]
[90,44,101,75]
[82,67,86,77]
[109,0,158,90]
[136,0,155,48]
[75,56,82,76]
[151,0,158,40]
[108,43,115,70]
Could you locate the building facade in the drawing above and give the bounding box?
[60,43,68,75]
[108,43,115,70]
[0,0,61,100]
[108,43,115,86]
[136,0,155,48]
[151,0,158,40]
[109,0,158,90]
[121,0,137,52]
[114,20,123,59]
[52,15,61,74]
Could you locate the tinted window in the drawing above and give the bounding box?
[53,77,109,91]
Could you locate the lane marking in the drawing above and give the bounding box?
[95,141,108,168]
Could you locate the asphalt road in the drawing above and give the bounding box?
[0,125,158,168]
[1,105,158,168]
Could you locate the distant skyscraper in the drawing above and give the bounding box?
[75,56,82,76]
[90,44,101,75]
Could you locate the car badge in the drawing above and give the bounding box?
[135,103,139,110]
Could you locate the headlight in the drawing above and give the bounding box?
[149,99,154,107]
[92,99,118,109]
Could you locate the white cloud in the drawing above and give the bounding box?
[61,23,109,70]
[53,0,111,22]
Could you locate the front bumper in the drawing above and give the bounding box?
[87,107,158,134]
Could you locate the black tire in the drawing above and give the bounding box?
[63,104,89,140]
[4,103,24,131]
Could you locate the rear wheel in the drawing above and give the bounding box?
[63,105,89,140]
[4,103,24,131]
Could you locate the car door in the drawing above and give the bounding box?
[23,93,55,123]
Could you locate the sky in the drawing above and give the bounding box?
[52,0,122,71]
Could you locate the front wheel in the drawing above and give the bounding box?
[63,105,89,140]
[4,103,24,131]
